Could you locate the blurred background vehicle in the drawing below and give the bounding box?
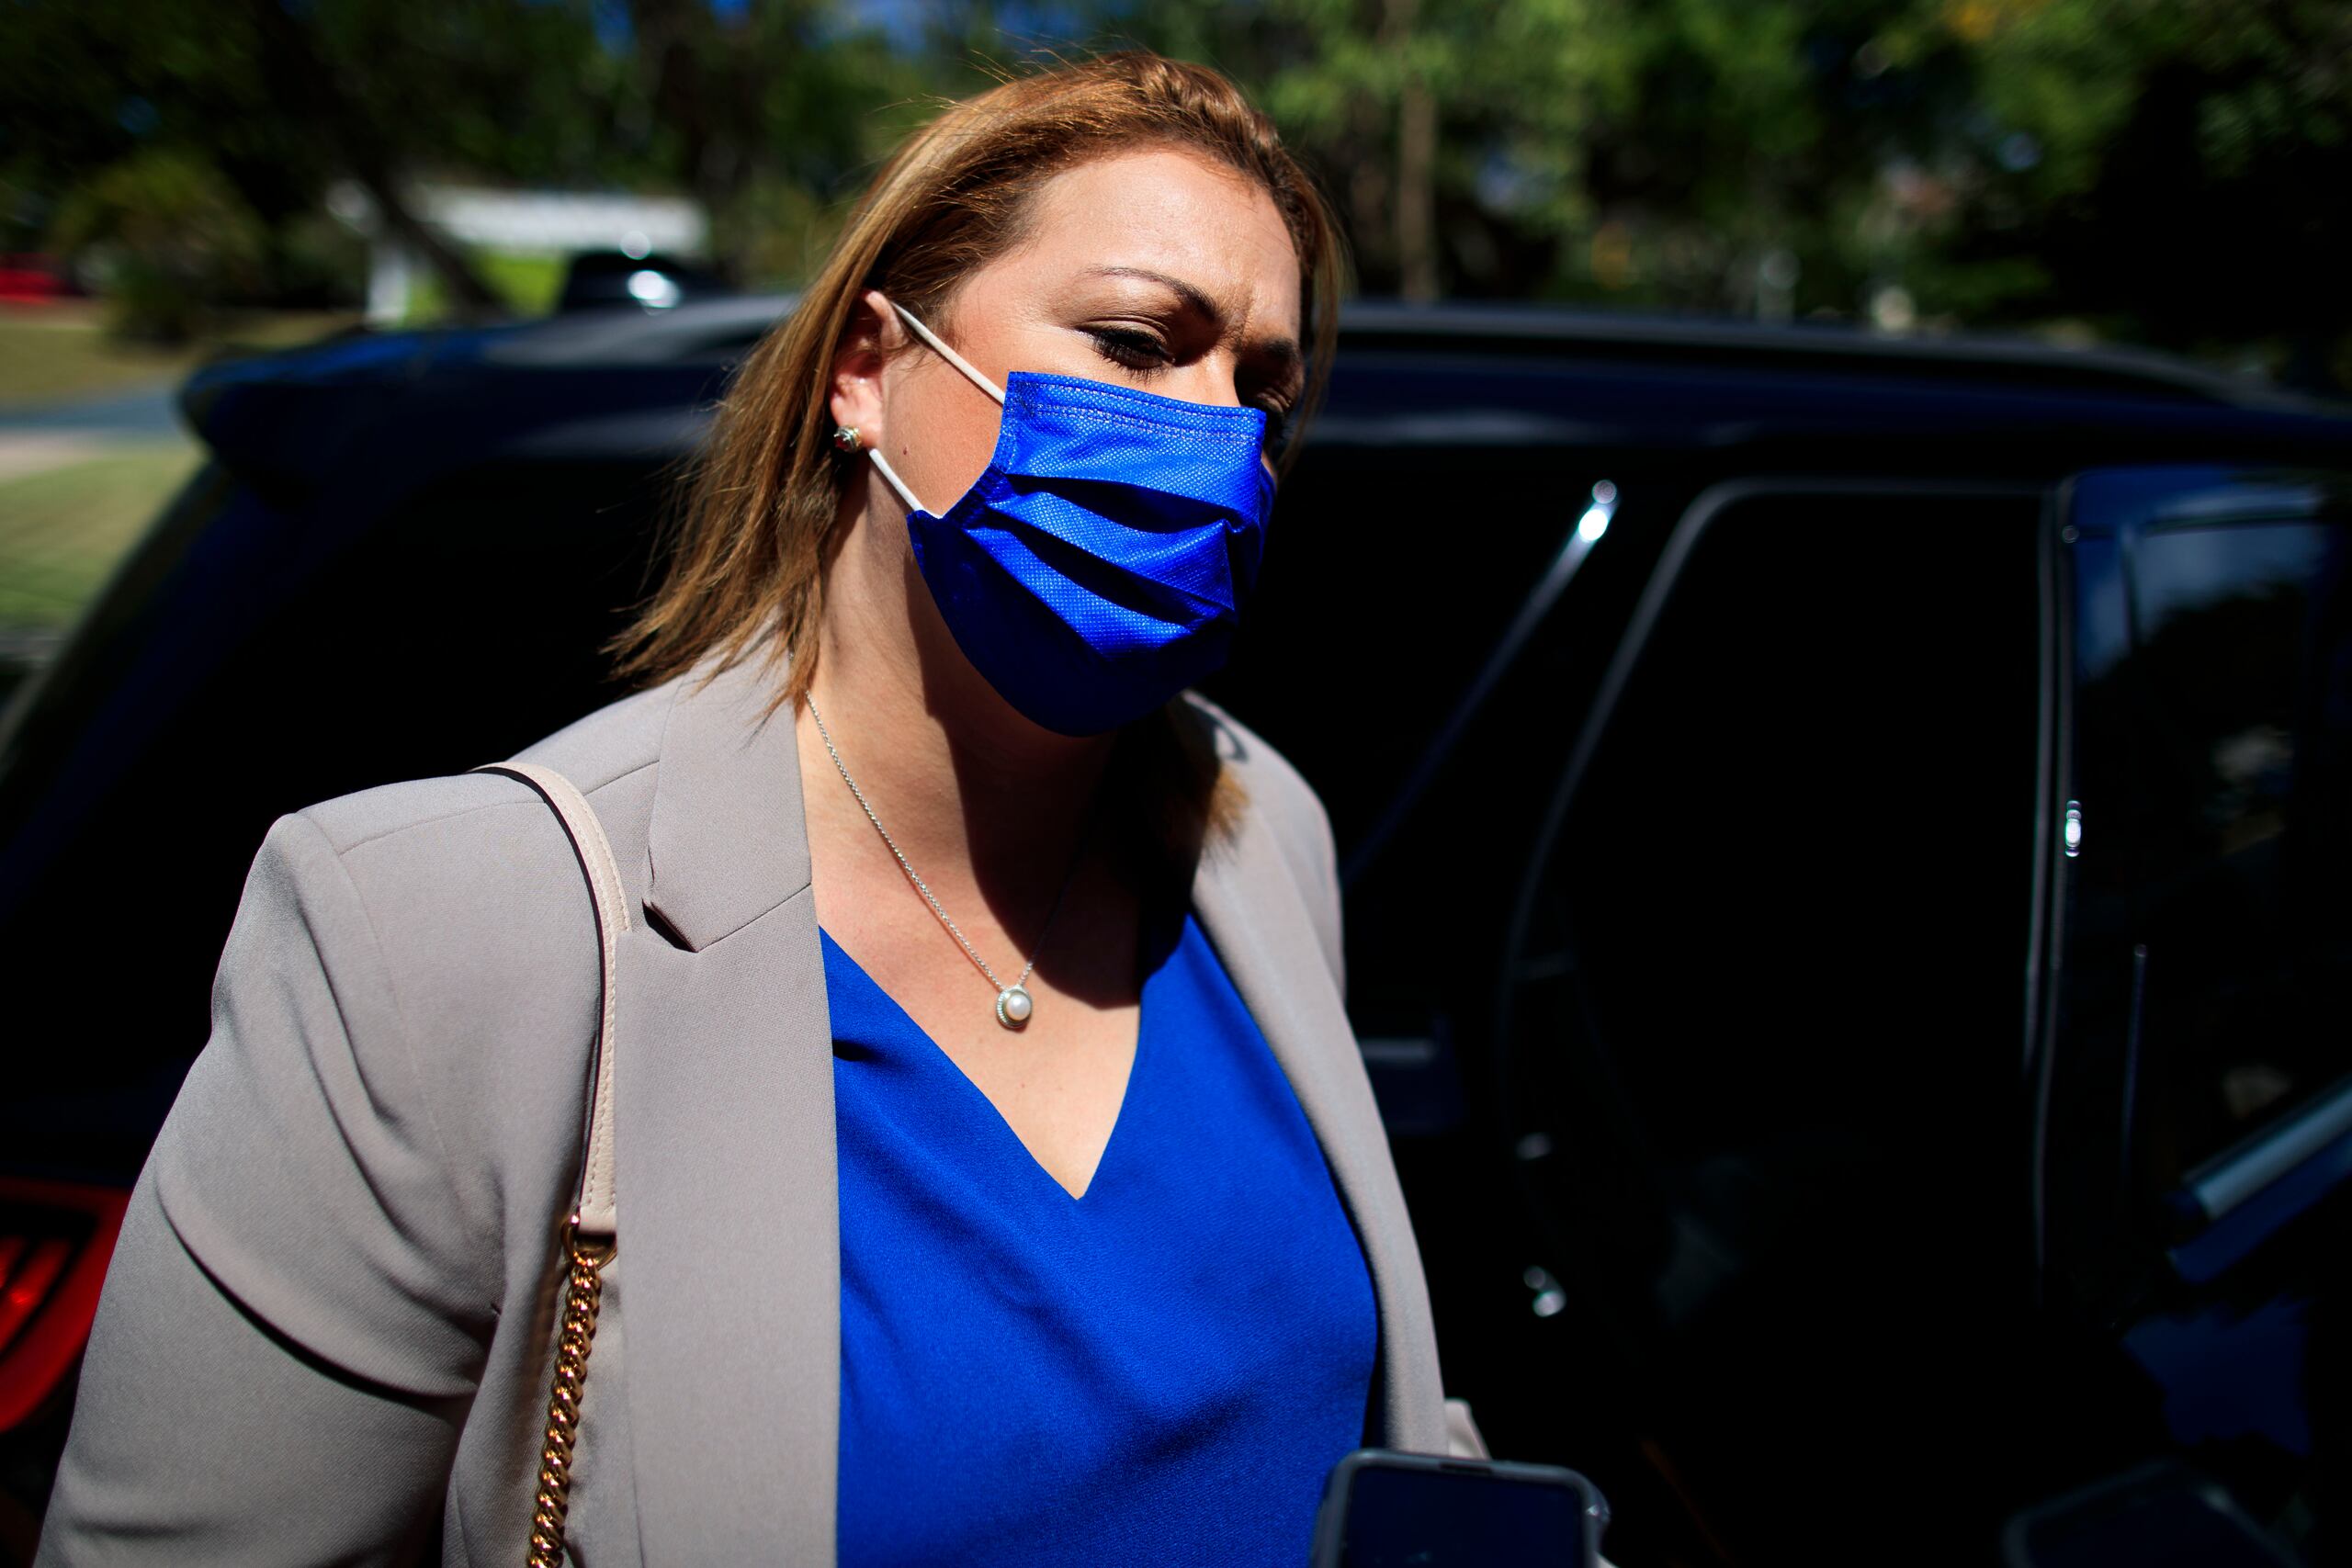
[0,258,73,307]
[0,285,2344,1566]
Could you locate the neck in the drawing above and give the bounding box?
[801,492,1117,895]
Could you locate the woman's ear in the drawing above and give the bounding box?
[828,288,899,442]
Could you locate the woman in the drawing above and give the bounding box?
[37,51,1485,1567]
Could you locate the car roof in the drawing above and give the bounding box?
[176,294,2352,485]
[1334,300,2330,412]
[193,292,2333,400]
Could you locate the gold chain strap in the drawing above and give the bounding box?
[469,765,628,1567]
[526,1223,615,1568]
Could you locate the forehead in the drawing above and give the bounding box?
[989,145,1302,336]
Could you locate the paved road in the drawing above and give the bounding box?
[0,382,183,438]
[0,383,190,485]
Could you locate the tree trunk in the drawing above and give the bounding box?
[243,0,502,318]
[628,0,764,286]
[1385,0,1438,301]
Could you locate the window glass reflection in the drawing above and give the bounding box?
[2120,520,2351,1172]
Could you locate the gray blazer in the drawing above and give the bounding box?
[38,644,1476,1566]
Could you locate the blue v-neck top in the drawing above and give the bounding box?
[824,904,1378,1567]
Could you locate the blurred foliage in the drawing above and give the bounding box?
[1951,0,2352,382]
[46,148,269,342]
[0,0,926,320]
[267,209,374,311]
[715,172,854,290]
[1114,0,2352,387]
[0,0,2344,387]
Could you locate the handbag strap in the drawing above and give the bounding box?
[471,760,628,1568]
[469,761,628,1239]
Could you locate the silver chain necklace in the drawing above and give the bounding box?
[805,696,1082,1031]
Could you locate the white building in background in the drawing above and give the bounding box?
[325,179,709,325]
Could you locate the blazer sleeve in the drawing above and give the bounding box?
[38,810,499,1567]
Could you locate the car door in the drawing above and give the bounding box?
[1493,477,2049,1563]
[2038,465,2352,1556]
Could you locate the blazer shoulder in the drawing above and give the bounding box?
[164,676,682,1335]
[237,675,678,1227]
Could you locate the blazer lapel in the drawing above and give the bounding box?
[614,647,842,1563]
[1190,804,1452,1457]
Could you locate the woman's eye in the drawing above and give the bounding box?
[1256,399,1295,457]
[1086,328,1170,369]
[1261,400,1298,453]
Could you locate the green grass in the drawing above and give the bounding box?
[476,250,569,316]
[0,306,194,407]
[0,304,366,410]
[0,250,561,407]
[400,248,569,325]
[0,440,205,626]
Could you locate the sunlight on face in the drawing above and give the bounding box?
[881,145,1305,512]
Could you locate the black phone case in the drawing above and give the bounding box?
[1308,1447,1607,1568]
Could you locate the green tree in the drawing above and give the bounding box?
[48,147,269,341]
[9,0,2344,385]
[1934,0,2352,386]
[1113,0,1611,299]
[0,0,932,324]
[616,0,932,288]
[1089,0,2349,389]
[1114,0,1978,312]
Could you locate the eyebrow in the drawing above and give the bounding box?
[1087,265,1304,378]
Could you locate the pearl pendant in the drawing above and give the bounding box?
[995,985,1034,1030]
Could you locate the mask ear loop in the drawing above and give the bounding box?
[854,298,1008,516]
[863,446,928,516]
[889,301,1006,407]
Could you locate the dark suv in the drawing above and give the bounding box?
[2,296,2346,1566]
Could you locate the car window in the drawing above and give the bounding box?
[1497,485,2043,1547]
[1507,487,2042,1312]
[2120,519,2352,1175]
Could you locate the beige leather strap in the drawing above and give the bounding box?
[470,761,627,1240]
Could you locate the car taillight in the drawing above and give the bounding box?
[0,1179,129,1434]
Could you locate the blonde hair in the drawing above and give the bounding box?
[605,51,1342,712]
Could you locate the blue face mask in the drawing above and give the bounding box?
[861,300,1277,737]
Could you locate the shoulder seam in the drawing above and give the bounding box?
[330,757,658,856]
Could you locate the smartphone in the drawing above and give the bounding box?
[1309,1448,1609,1568]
